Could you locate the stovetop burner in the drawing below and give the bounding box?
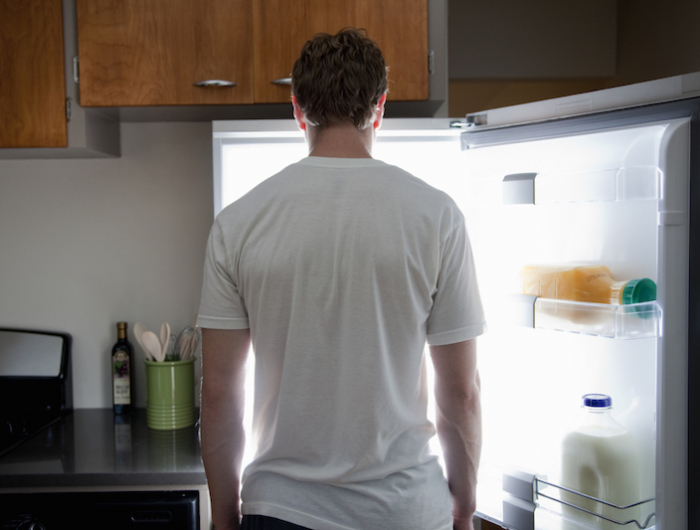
[0,408,61,457]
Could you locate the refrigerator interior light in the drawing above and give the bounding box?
[216,120,466,472]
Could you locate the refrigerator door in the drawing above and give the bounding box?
[458,100,695,530]
[465,71,700,130]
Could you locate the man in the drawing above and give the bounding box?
[199,28,485,530]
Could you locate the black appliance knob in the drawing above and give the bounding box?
[16,518,47,530]
[1,418,13,437]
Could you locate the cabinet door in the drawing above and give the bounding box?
[0,0,67,148]
[252,0,307,105]
[77,0,254,106]
[254,0,428,104]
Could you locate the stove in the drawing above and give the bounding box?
[0,328,72,457]
[0,331,206,530]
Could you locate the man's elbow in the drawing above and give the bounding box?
[437,386,481,429]
[201,375,244,411]
[453,385,481,415]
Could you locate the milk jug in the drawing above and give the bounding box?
[560,394,641,529]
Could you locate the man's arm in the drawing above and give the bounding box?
[430,338,482,530]
[200,328,251,530]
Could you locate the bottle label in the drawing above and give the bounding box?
[113,349,131,405]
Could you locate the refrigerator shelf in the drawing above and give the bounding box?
[536,478,656,530]
[511,296,661,339]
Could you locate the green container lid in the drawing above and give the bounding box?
[622,278,657,305]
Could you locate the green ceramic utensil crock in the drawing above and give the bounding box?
[144,358,196,430]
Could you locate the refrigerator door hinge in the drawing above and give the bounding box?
[73,56,79,83]
[466,113,488,127]
[65,98,72,121]
[428,50,435,75]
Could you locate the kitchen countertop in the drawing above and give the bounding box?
[0,409,205,488]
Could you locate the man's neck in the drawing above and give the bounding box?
[306,120,375,159]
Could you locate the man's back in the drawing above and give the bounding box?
[200,28,484,530]
[199,157,484,529]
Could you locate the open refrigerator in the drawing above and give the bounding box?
[211,72,700,530]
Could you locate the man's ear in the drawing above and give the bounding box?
[373,93,387,130]
[291,95,306,131]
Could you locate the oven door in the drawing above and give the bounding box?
[0,490,200,529]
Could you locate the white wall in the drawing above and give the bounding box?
[0,122,214,409]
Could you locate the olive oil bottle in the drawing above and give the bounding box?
[111,322,134,414]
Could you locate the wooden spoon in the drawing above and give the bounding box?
[133,322,153,361]
[142,331,164,362]
[160,322,170,359]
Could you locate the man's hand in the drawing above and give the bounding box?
[453,513,476,530]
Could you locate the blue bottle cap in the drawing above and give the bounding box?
[582,394,612,409]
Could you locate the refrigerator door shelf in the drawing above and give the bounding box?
[498,471,656,530]
[462,119,684,209]
[502,166,661,206]
[534,298,660,340]
[508,296,661,339]
[535,479,656,530]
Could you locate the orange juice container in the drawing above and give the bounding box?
[519,265,656,305]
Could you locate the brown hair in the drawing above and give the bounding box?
[291,28,388,129]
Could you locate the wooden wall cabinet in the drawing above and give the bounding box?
[76,0,429,108]
[0,0,120,158]
[77,0,254,106]
[254,0,429,103]
[0,0,67,148]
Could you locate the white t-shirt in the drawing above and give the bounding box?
[199,156,486,530]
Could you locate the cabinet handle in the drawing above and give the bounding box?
[271,78,292,85]
[194,80,237,88]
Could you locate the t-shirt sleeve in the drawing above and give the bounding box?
[197,220,250,329]
[426,217,486,346]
